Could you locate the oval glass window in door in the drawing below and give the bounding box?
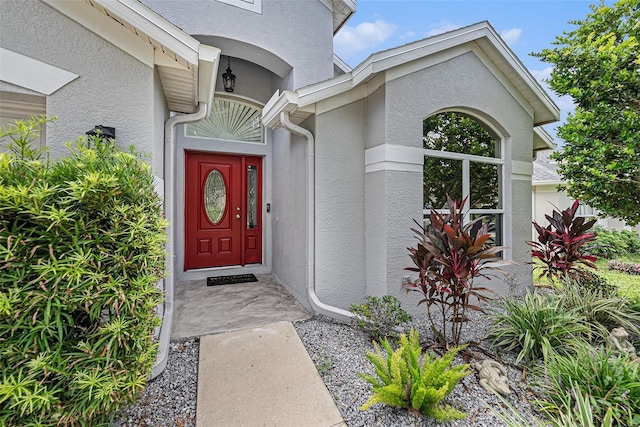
[203,170,226,224]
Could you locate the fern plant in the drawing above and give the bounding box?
[359,329,469,421]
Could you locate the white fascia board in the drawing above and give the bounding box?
[0,48,79,95]
[532,179,563,187]
[261,90,299,128]
[296,73,353,108]
[198,45,221,117]
[42,0,154,67]
[479,30,560,125]
[92,0,200,65]
[333,54,352,73]
[534,126,556,151]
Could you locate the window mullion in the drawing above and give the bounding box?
[462,158,470,223]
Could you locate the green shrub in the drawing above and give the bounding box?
[488,292,590,364]
[557,278,640,340]
[535,341,640,427]
[359,329,469,421]
[490,382,613,427]
[350,295,412,341]
[585,226,640,258]
[0,118,166,426]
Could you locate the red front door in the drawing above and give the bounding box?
[184,152,262,270]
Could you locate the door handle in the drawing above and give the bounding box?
[236,214,241,219]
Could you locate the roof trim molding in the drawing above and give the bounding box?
[294,22,560,126]
[42,0,220,114]
[0,48,79,95]
[534,127,556,152]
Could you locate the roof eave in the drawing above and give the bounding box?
[42,0,220,114]
[300,22,561,126]
[533,127,557,152]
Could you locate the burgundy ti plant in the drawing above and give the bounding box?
[529,200,597,281]
[404,196,510,347]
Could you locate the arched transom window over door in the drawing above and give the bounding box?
[423,112,504,246]
[185,95,263,143]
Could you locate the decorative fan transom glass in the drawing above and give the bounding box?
[186,96,263,143]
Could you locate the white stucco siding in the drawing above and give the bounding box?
[364,170,388,297]
[0,0,156,162]
[271,128,310,307]
[314,100,367,309]
[213,58,280,105]
[382,51,536,295]
[142,0,334,88]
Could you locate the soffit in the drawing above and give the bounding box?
[43,0,203,113]
[332,0,356,33]
[87,0,199,113]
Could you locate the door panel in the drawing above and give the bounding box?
[185,152,262,270]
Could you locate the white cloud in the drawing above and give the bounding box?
[400,30,417,40]
[425,21,463,37]
[500,28,523,46]
[334,19,397,58]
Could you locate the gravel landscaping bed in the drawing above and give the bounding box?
[114,307,545,426]
[112,339,199,427]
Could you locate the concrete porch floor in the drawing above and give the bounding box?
[171,274,312,340]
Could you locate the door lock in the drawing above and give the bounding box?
[236,214,241,219]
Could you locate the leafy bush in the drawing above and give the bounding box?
[0,118,166,426]
[488,292,590,364]
[535,341,640,427]
[490,382,613,427]
[585,226,640,258]
[607,259,640,275]
[557,278,640,340]
[528,200,597,281]
[359,329,469,421]
[404,196,508,346]
[350,295,412,341]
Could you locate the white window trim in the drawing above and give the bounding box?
[215,0,262,14]
[423,148,505,247]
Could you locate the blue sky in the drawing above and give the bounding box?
[333,0,611,144]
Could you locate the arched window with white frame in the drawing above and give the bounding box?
[423,111,504,246]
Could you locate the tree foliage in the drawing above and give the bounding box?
[534,0,640,224]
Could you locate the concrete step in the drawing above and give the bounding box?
[196,321,346,427]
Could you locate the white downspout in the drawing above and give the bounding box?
[279,112,353,324]
[152,102,208,379]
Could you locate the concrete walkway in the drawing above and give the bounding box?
[172,275,311,339]
[196,322,346,427]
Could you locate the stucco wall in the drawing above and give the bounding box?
[142,0,334,88]
[314,100,367,308]
[270,127,309,306]
[0,0,156,162]
[213,58,281,105]
[383,50,536,296]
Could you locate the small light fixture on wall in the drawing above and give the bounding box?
[222,56,236,93]
[86,125,115,139]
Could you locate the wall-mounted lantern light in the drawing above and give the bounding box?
[222,56,236,93]
[86,125,116,139]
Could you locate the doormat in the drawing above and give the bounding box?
[207,274,258,286]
